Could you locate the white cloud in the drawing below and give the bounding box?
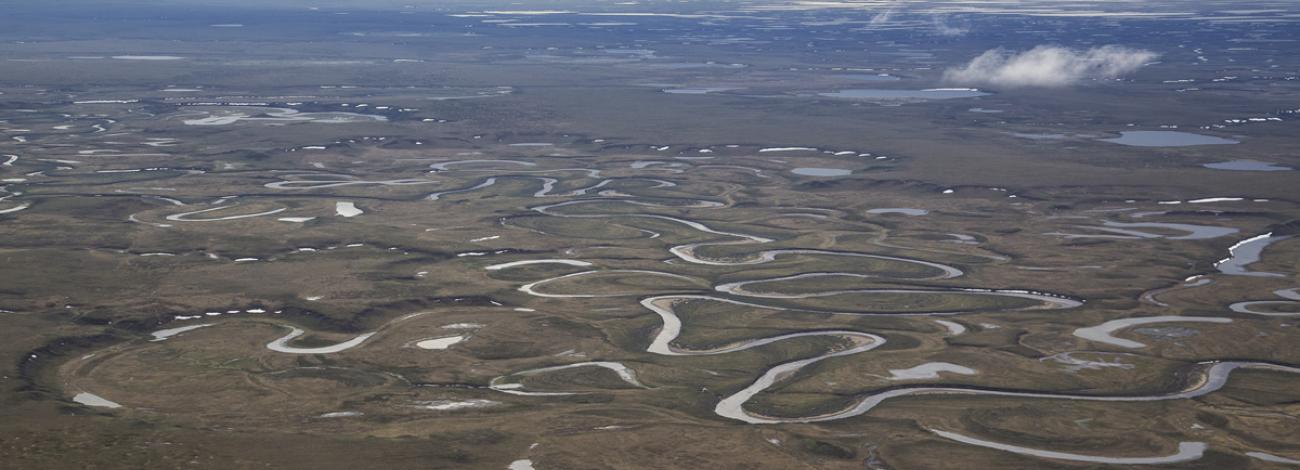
[930,15,969,36]
[944,45,1158,87]
[867,8,895,26]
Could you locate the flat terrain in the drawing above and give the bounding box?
[1,1,1299,468]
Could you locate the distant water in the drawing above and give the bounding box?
[833,74,901,82]
[662,87,736,95]
[1203,159,1291,171]
[818,88,989,100]
[792,167,851,176]
[1010,132,1068,140]
[1100,131,1238,147]
[867,208,928,216]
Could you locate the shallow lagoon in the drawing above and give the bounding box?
[1100,131,1238,147]
[1203,159,1292,171]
